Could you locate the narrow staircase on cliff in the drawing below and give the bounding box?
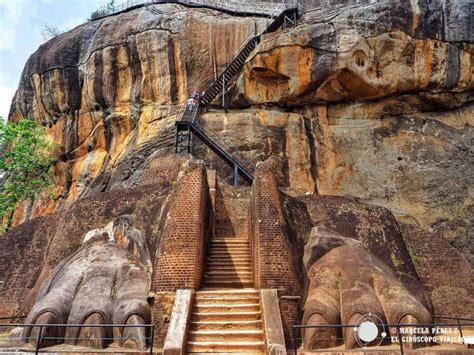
[186,183,266,353]
[175,7,298,186]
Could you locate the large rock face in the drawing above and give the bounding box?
[226,0,473,264]
[3,0,473,349]
[8,3,269,223]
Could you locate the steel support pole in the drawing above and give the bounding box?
[233,164,238,186]
[222,74,226,111]
[293,326,298,355]
[35,325,43,355]
[187,126,191,154]
[174,127,179,153]
[150,325,155,355]
[457,319,464,344]
[397,325,404,355]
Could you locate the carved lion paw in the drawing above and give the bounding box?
[22,215,152,350]
[303,243,431,350]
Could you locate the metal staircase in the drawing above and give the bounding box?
[175,7,298,186]
[199,7,298,106]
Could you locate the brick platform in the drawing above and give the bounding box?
[249,162,303,347]
[152,161,212,292]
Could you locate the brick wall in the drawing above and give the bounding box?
[152,161,212,292]
[249,162,302,347]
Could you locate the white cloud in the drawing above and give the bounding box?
[0,83,16,120]
[0,0,38,51]
[0,68,16,119]
[0,28,15,50]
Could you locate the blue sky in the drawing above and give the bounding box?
[0,0,110,121]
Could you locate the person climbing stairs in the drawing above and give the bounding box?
[175,7,299,186]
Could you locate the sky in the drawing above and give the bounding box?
[0,0,111,121]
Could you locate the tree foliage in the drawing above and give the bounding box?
[0,119,55,230]
[40,22,62,42]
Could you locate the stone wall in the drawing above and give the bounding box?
[249,162,302,346]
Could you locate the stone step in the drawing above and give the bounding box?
[193,303,260,313]
[209,244,249,248]
[205,266,252,272]
[205,270,252,276]
[207,263,251,268]
[209,248,250,255]
[186,341,265,353]
[194,296,260,306]
[209,245,249,250]
[210,246,250,249]
[204,275,253,283]
[211,239,249,244]
[210,243,250,250]
[207,259,251,264]
[191,311,261,322]
[203,274,253,281]
[211,241,249,246]
[188,329,264,342]
[206,267,252,272]
[207,255,251,259]
[203,280,254,288]
[207,255,251,261]
[196,289,259,298]
[190,320,263,331]
[206,263,252,269]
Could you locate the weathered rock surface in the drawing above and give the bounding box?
[8,1,473,266]
[2,0,473,351]
[8,3,269,224]
[229,0,474,263]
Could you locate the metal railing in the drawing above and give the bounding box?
[176,103,255,181]
[0,322,155,354]
[193,117,255,175]
[432,316,474,343]
[89,0,296,21]
[293,319,474,355]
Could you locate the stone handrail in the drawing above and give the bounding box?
[90,0,297,20]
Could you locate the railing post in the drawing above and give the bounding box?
[222,74,226,111]
[233,164,238,186]
[35,325,43,355]
[174,126,179,153]
[396,325,404,355]
[293,326,298,355]
[457,318,464,344]
[150,325,155,355]
[187,126,192,154]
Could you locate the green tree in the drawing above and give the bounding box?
[0,118,55,231]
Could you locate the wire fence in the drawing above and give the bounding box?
[89,0,296,21]
[0,322,155,354]
[293,318,474,355]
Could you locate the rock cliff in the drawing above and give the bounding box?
[2,0,473,351]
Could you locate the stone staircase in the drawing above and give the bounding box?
[203,238,253,288]
[186,183,264,353]
[186,289,264,353]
